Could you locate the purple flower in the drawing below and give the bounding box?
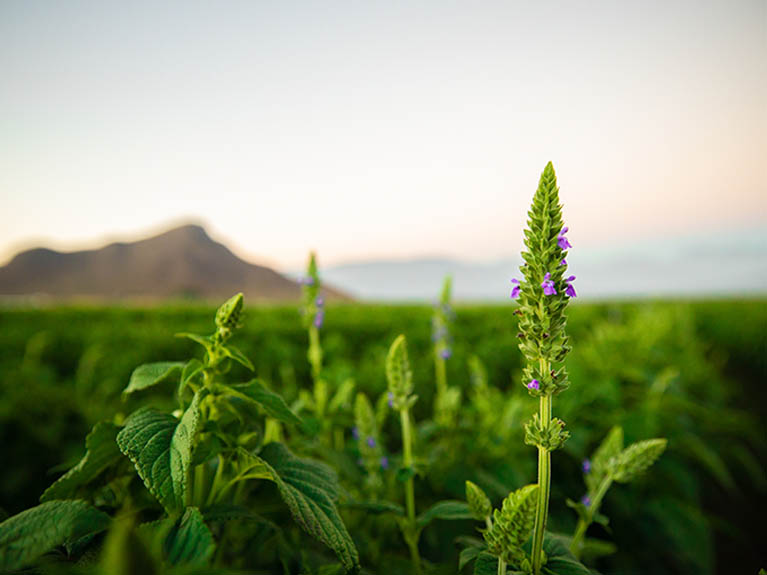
[380,456,389,469]
[558,226,572,250]
[387,391,394,408]
[352,426,359,440]
[366,436,376,448]
[527,379,540,391]
[315,296,324,307]
[439,348,452,360]
[313,310,324,329]
[541,273,557,296]
[582,459,591,474]
[581,494,591,507]
[564,275,576,298]
[510,278,521,299]
[560,259,567,266]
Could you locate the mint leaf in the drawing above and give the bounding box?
[123,362,185,397]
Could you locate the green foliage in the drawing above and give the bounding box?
[117,391,203,512]
[386,334,414,409]
[123,362,186,397]
[466,480,492,521]
[609,439,668,483]
[484,484,538,566]
[224,380,303,426]
[41,421,122,502]
[0,500,110,570]
[415,500,473,528]
[259,442,360,573]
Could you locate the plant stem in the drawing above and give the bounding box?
[308,326,322,383]
[400,408,421,574]
[570,476,613,559]
[497,557,507,575]
[434,353,447,398]
[531,393,551,575]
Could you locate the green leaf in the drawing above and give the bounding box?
[163,507,215,567]
[179,358,204,397]
[608,438,667,483]
[542,556,593,575]
[416,500,473,528]
[226,381,303,426]
[0,500,111,570]
[474,552,499,575]
[259,442,359,572]
[220,343,255,371]
[117,392,204,512]
[41,421,122,502]
[176,332,214,352]
[587,426,624,493]
[123,362,185,397]
[466,480,492,521]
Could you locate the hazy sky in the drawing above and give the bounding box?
[1,0,765,270]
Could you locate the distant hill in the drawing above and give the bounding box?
[0,225,348,302]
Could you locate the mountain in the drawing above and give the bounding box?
[321,228,767,301]
[0,225,347,302]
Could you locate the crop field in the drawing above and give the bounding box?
[0,297,764,575]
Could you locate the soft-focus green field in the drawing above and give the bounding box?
[0,300,765,574]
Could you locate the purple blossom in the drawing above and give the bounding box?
[541,273,557,296]
[510,278,521,299]
[582,459,591,474]
[366,436,376,448]
[380,456,389,469]
[527,379,540,391]
[313,310,324,329]
[581,494,591,507]
[558,226,572,250]
[560,259,567,266]
[565,276,577,298]
[352,426,359,440]
[439,348,452,360]
[387,392,394,408]
[315,296,324,307]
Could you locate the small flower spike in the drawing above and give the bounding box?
[582,459,591,474]
[558,226,572,250]
[510,278,521,299]
[387,392,394,408]
[527,379,540,391]
[366,436,376,448]
[313,310,324,329]
[541,273,557,296]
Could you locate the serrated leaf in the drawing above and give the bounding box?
[117,392,204,512]
[41,421,122,502]
[466,481,492,521]
[416,500,473,528]
[226,381,302,426]
[123,362,185,397]
[220,343,254,371]
[259,442,359,572]
[608,438,667,483]
[484,484,538,562]
[0,500,111,570]
[164,507,215,567]
[587,426,624,493]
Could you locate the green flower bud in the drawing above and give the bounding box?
[465,481,492,521]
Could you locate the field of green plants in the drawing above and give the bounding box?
[0,296,764,574]
[0,169,764,575]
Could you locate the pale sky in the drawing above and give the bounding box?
[1,0,765,270]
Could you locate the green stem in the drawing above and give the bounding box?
[308,326,322,383]
[531,394,551,575]
[498,557,507,575]
[570,476,613,559]
[434,354,447,398]
[206,454,226,507]
[400,408,421,574]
